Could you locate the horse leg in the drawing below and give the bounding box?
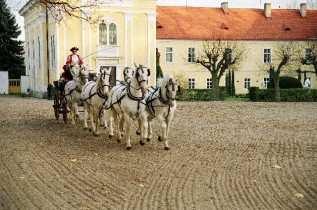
[70,104,76,125]
[147,121,153,142]
[124,114,132,150]
[90,107,96,134]
[140,116,148,146]
[136,119,141,135]
[74,103,80,122]
[83,103,89,129]
[108,110,114,139]
[164,118,171,150]
[102,109,108,129]
[93,109,100,136]
[118,115,125,142]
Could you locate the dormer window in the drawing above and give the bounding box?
[99,20,117,46]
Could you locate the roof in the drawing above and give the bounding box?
[156,6,317,41]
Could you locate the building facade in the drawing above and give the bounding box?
[20,0,156,97]
[157,4,317,94]
[20,1,317,96]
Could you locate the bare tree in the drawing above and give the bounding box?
[264,43,301,101]
[39,0,96,21]
[301,41,317,75]
[196,40,244,99]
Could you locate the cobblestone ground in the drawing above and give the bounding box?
[0,96,316,210]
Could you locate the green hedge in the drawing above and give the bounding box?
[279,76,302,89]
[249,87,317,102]
[177,88,227,101]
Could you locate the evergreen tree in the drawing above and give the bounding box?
[0,0,25,79]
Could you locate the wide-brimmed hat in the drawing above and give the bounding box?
[70,47,79,52]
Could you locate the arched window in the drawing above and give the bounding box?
[109,23,117,45]
[99,22,107,45]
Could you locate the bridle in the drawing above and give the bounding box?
[160,80,177,104]
[97,71,111,99]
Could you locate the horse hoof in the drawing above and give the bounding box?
[89,128,92,132]
[126,146,132,150]
[83,127,88,130]
[140,141,145,146]
[158,136,163,142]
[136,130,141,135]
[117,139,121,143]
[93,132,99,137]
[109,134,113,139]
[164,146,170,151]
[146,138,151,142]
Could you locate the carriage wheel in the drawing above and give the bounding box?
[62,98,68,123]
[53,94,60,120]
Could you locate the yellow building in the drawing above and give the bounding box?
[20,1,317,96]
[157,3,317,94]
[19,0,156,97]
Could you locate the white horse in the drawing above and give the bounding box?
[107,67,135,140]
[105,65,150,150]
[80,67,111,136]
[142,76,178,150]
[64,66,89,124]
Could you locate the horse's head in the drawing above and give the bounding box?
[98,67,111,93]
[163,76,178,105]
[123,67,134,83]
[79,66,89,84]
[135,64,150,93]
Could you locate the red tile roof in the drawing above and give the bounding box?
[157,6,317,41]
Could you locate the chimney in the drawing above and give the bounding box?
[264,3,272,18]
[221,2,228,14]
[300,3,307,17]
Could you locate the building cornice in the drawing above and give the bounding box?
[19,0,40,16]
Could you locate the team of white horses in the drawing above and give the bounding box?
[64,65,178,150]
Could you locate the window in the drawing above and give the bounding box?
[264,48,271,63]
[37,37,41,69]
[305,48,312,61]
[166,47,173,62]
[109,23,117,45]
[207,78,212,89]
[99,22,107,45]
[188,48,195,62]
[99,21,117,46]
[263,77,270,88]
[188,78,195,89]
[244,78,251,89]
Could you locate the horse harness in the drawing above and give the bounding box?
[145,84,175,118]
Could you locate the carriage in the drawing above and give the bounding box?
[52,80,68,123]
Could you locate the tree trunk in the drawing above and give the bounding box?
[273,76,281,102]
[212,73,220,100]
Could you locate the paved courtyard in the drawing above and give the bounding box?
[0,96,316,210]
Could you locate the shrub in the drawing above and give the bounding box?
[279,76,302,89]
[177,88,226,101]
[249,87,259,101]
[249,88,317,102]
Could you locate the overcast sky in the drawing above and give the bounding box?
[6,0,316,41]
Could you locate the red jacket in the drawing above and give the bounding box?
[66,54,83,65]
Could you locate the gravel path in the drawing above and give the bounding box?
[0,96,316,210]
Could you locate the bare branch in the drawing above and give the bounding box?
[39,0,96,22]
